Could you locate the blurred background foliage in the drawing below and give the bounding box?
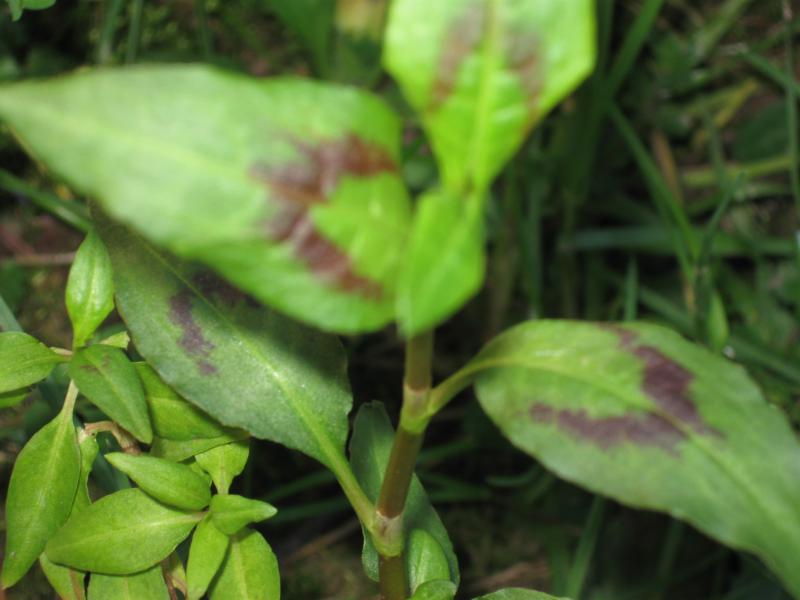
[0,0,798,598]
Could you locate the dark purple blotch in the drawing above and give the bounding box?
[167,290,218,375]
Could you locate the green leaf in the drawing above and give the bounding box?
[7,0,55,20]
[105,452,212,510]
[411,580,458,600]
[265,0,334,73]
[186,515,229,600]
[0,388,28,408]
[39,552,85,600]
[1,408,80,587]
[397,190,484,334]
[473,590,567,600]
[8,0,23,20]
[209,494,278,536]
[384,0,596,193]
[66,230,114,348]
[46,488,201,575]
[195,439,249,495]
[0,65,412,333]
[209,528,280,600]
[69,344,153,443]
[0,331,64,393]
[470,320,800,595]
[349,402,459,585]
[99,219,354,473]
[75,430,100,511]
[407,529,452,593]
[150,433,248,463]
[87,565,169,600]
[134,362,228,441]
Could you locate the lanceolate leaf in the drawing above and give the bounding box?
[384,0,596,193]
[209,494,278,535]
[397,190,485,334]
[99,219,354,473]
[186,516,229,600]
[134,362,228,441]
[208,528,280,600]
[46,488,201,575]
[150,433,248,463]
[39,553,85,600]
[105,453,212,510]
[195,439,249,495]
[406,529,452,594]
[66,229,114,348]
[350,402,459,585]
[69,344,153,443]
[1,407,80,587]
[88,565,170,600]
[0,65,411,333]
[467,320,800,595]
[0,331,64,393]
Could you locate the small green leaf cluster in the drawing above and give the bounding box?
[0,231,278,599]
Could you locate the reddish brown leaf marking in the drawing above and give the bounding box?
[531,404,684,454]
[168,291,218,375]
[429,1,487,111]
[250,134,396,299]
[529,325,723,454]
[192,271,258,309]
[504,29,544,117]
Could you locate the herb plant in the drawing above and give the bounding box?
[1,1,800,599]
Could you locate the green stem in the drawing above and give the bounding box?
[375,332,433,600]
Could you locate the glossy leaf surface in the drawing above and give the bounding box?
[88,565,169,600]
[0,65,411,333]
[209,494,278,535]
[69,345,152,443]
[46,488,201,574]
[209,528,280,600]
[349,402,458,584]
[0,332,64,393]
[411,580,458,600]
[105,452,212,510]
[186,516,229,600]
[397,190,484,334]
[66,229,114,348]
[470,320,800,595]
[1,409,80,587]
[100,219,353,472]
[195,439,249,495]
[384,0,596,193]
[135,362,228,441]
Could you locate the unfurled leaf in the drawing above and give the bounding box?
[1,408,80,587]
[87,565,169,600]
[135,362,228,441]
[411,580,458,600]
[209,494,278,535]
[186,516,229,600]
[209,528,280,600]
[7,0,55,21]
[349,402,459,585]
[0,66,412,333]
[105,453,212,510]
[99,330,130,349]
[470,320,800,595]
[407,529,452,594]
[265,0,334,73]
[46,488,201,574]
[195,439,249,494]
[69,345,152,443]
[150,433,248,462]
[0,332,64,393]
[66,230,114,348]
[99,220,354,472]
[397,190,484,334]
[473,590,566,600]
[384,0,596,193]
